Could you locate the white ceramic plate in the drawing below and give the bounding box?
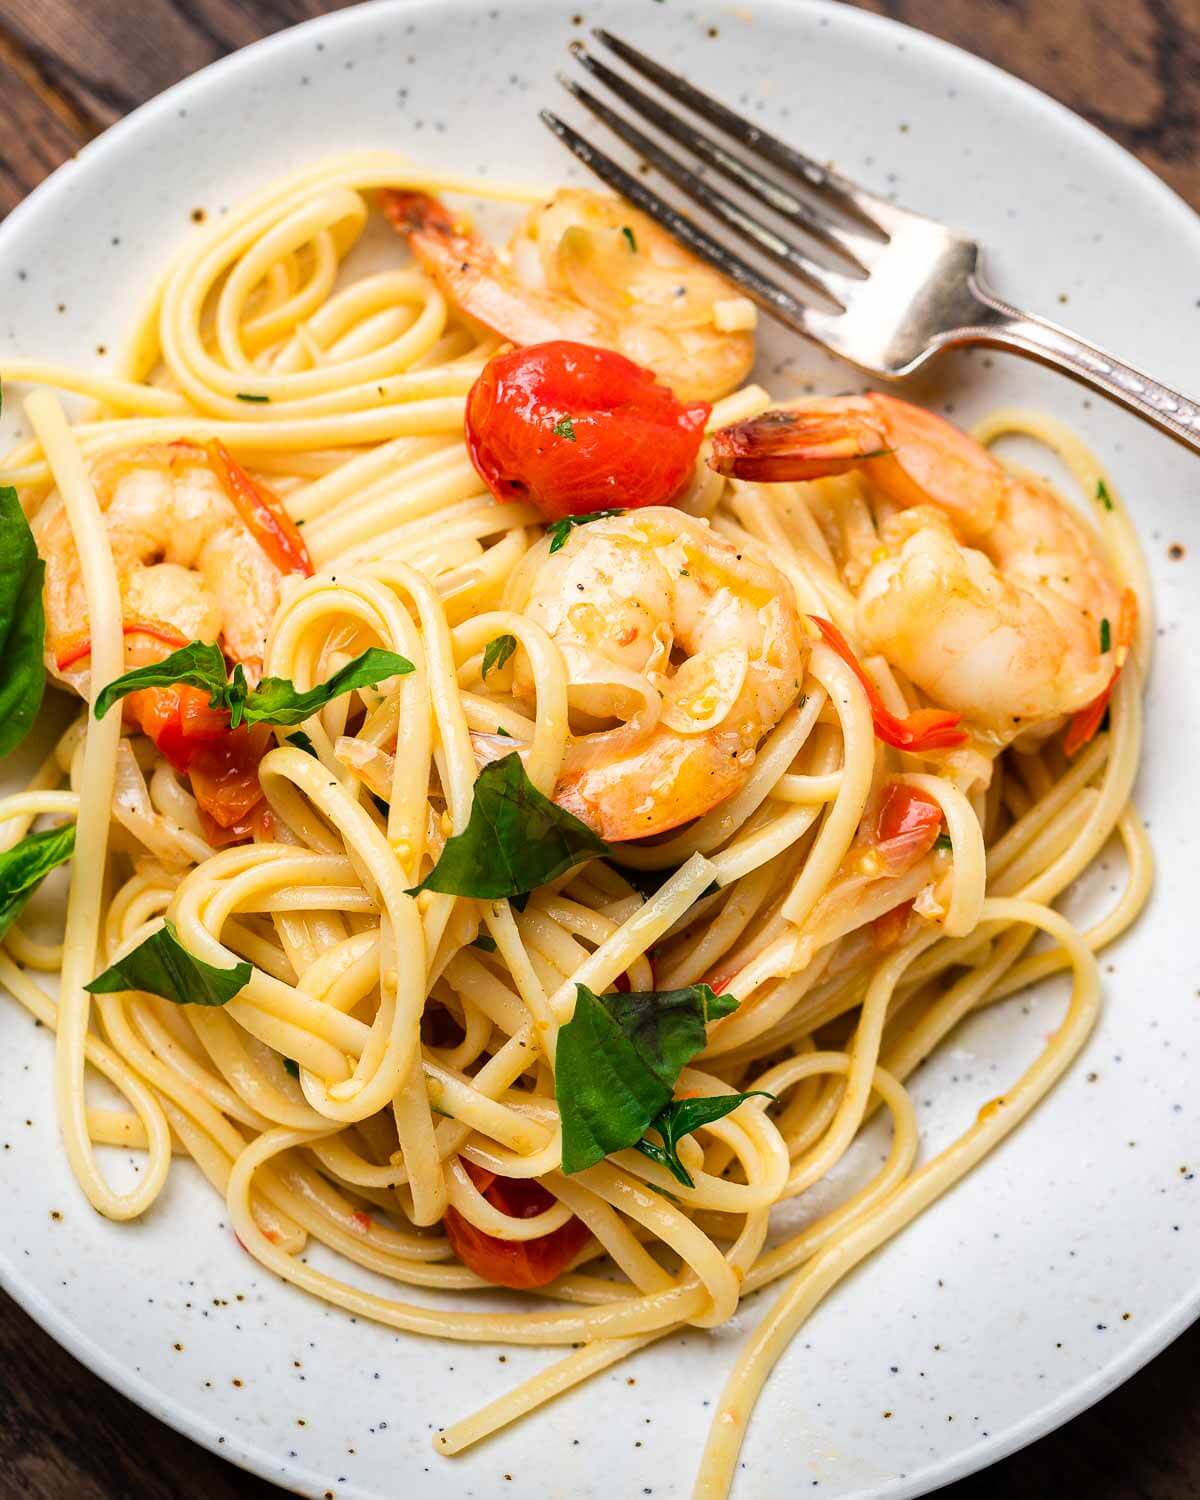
[2,3,1198,1497]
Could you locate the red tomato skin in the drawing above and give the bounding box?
[873,783,944,874]
[443,1162,591,1291]
[465,341,710,523]
[127,685,269,829]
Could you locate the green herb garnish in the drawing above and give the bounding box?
[555,982,743,1175]
[282,1057,300,1078]
[471,933,498,953]
[0,823,75,941]
[546,508,626,554]
[552,417,577,442]
[482,634,517,679]
[407,751,608,900]
[285,729,318,757]
[1096,479,1113,511]
[236,392,270,403]
[95,644,412,729]
[636,1091,774,1188]
[934,832,953,852]
[85,919,251,1006]
[621,225,638,253]
[1099,617,1111,653]
[0,486,47,756]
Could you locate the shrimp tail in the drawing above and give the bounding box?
[710,407,891,483]
[380,189,459,240]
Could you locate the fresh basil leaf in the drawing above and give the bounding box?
[635,1091,775,1188]
[0,486,47,755]
[482,634,517,679]
[596,983,737,1091]
[556,984,672,1174]
[546,508,626,554]
[0,823,75,941]
[93,641,229,720]
[240,647,412,727]
[285,729,318,757]
[408,751,608,900]
[94,643,412,731]
[556,981,738,1175]
[85,918,250,1006]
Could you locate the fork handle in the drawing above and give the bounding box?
[966,279,1200,456]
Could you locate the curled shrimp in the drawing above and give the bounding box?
[34,441,304,692]
[382,187,756,403]
[504,507,806,841]
[712,393,1129,736]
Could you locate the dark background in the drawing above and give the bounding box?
[1,1,1197,1496]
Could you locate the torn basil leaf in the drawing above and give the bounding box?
[85,919,251,1006]
[239,647,412,727]
[93,641,229,720]
[0,823,75,941]
[285,729,318,757]
[556,982,737,1175]
[407,751,608,900]
[0,486,47,756]
[546,508,626,554]
[482,634,517,679]
[95,643,412,729]
[636,1091,774,1188]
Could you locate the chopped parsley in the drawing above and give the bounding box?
[482,634,518,679]
[621,225,638,253]
[1099,617,1112,653]
[552,417,577,442]
[546,508,626,554]
[236,392,270,403]
[1096,479,1113,511]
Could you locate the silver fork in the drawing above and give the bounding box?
[541,31,1200,455]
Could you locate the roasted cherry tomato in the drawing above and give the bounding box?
[127,682,271,831]
[465,341,710,522]
[873,783,944,874]
[443,1160,591,1290]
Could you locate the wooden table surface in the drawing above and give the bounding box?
[0,1,1197,1496]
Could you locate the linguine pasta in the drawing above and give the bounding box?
[0,153,1151,1497]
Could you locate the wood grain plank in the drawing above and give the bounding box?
[0,3,1196,1500]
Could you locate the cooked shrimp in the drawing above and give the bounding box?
[34,442,287,691]
[382,187,755,403]
[505,507,806,841]
[712,394,1127,734]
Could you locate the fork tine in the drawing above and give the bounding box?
[539,109,834,347]
[557,74,853,308]
[592,29,894,232]
[568,41,876,272]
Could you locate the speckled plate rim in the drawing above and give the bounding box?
[0,3,1197,1497]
